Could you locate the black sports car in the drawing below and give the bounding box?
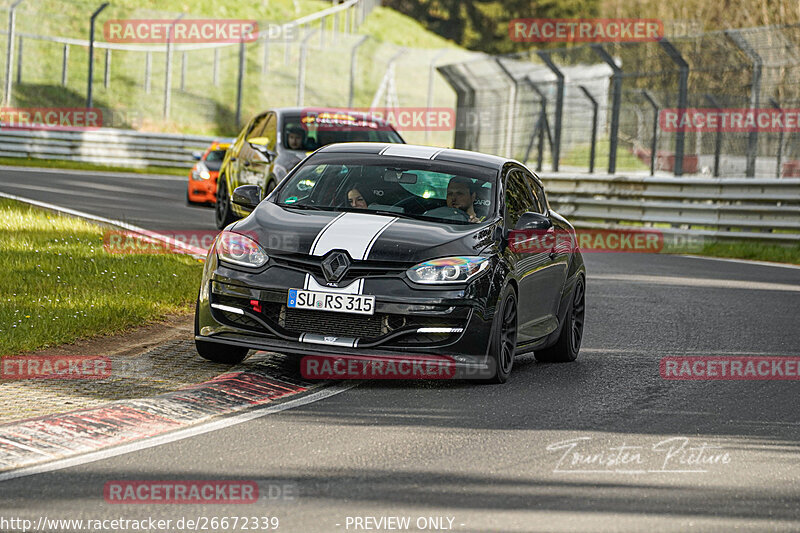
[195,143,586,383]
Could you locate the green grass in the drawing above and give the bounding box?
[0,157,188,176]
[695,241,800,265]
[559,139,651,172]
[0,199,204,355]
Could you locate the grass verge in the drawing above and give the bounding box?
[0,157,188,176]
[695,241,800,265]
[0,199,204,356]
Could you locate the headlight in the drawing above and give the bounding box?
[406,256,490,284]
[216,231,268,268]
[192,162,211,180]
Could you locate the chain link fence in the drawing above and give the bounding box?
[0,0,477,146]
[438,24,800,178]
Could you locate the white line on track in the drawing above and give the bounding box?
[0,382,358,483]
[679,254,800,270]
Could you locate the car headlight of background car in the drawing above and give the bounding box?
[192,161,211,180]
[216,231,268,268]
[406,256,490,284]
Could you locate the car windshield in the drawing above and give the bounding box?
[282,112,403,151]
[204,149,227,171]
[275,155,496,225]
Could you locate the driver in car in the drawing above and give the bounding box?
[446,176,482,223]
[286,126,305,150]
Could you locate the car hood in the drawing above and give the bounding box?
[234,202,495,264]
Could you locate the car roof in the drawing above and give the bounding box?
[315,143,514,171]
[272,107,396,128]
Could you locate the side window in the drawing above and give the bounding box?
[522,172,546,214]
[246,114,269,141]
[263,113,277,150]
[504,170,532,229]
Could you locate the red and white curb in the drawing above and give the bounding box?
[0,361,354,482]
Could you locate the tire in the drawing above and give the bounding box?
[483,285,518,384]
[535,275,585,363]
[215,177,236,229]
[194,297,249,364]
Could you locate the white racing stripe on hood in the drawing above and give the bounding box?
[310,212,397,259]
[303,212,397,294]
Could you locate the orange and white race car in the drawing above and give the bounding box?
[186,141,231,205]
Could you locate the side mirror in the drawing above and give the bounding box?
[232,185,262,210]
[515,211,552,231]
[248,141,277,162]
[191,151,203,160]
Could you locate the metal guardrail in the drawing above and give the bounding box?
[540,173,800,243]
[0,127,217,168]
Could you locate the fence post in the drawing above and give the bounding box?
[726,29,762,178]
[437,64,478,150]
[103,49,111,89]
[86,2,109,109]
[163,13,185,119]
[213,48,220,86]
[348,35,368,107]
[235,37,245,128]
[640,90,659,176]
[180,51,187,91]
[144,51,152,93]
[320,15,326,47]
[592,44,622,174]
[15,36,22,84]
[424,49,448,144]
[578,85,598,174]
[524,79,552,171]
[704,94,723,177]
[61,44,69,86]
[261,34,269,74]
[297,29,318,106]
[3,0,25,106]
[494,58,518,159]
[658,38,689,176]
[537,51,564,171]
[770,98,783,178]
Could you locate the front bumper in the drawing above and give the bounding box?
[187,174,217,203]
[196,256,500,371]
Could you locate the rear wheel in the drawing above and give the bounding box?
[215,177,236,229]
[535,276,585,363]
[484,285,518,384]
[194,296,249,364]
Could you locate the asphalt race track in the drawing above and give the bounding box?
[1,168,799,532]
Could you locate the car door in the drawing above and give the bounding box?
[524,170,570,320]
[503,167,560,342]
[241,112,275,189]
[231,113,269,190]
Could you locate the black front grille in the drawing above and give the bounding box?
[281,307,383,338]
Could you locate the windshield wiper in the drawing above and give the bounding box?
[279,203,331,211]
[368,210,423,221]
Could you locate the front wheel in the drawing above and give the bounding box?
[215,177,236,229]
[194,297,249,364]
[535,276,585,363]
[483,285,518,384]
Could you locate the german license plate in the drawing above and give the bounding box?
[287,289,375,315]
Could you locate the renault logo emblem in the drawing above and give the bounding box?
[321,251,350,283]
